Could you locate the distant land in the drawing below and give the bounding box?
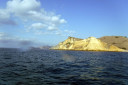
[0,36,127,52]
[51,36,128,52]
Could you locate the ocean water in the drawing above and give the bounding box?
[0,48,128,85]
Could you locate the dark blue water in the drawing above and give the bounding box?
[0,48,128,85]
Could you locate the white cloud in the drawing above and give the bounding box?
[3,0,67,34]
[64,30,76,34]
[7,0,40,17]
[47,24,58,31]
[27,22,58,35]
[60,19,67,23]
[29,23,46,29]
[0,9,16,25]
[6,0,66,25]
[26,10,66,32]
[0,0,76,36]
[0,9,9,20]
[0,32,6,38]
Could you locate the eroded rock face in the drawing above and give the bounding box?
[51,37,82,50]
[51,37,124,52]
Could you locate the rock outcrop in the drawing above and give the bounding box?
[51,37,124,52]
[52,37,82,50]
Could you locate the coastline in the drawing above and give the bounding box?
[50,49,125,52]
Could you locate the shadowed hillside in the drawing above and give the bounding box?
[99,36,128,50]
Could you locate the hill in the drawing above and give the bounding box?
[99,36,128,50]
[51,37,124,52]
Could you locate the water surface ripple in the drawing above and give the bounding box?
[0,49,128,85]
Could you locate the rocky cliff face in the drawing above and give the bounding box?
[51,37,82,50]
[51,37,124,52]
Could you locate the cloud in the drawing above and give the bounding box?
[29,23,58,31]
[0,32,42,48]
[0,9,16,25]
[0,39,35,48]
[0,0,66,34]
[7,0,41,17]
[53,30,76,36]
[20,40,34,46]
[0,0,66,32]
[0,32,6,38]
[64,30,76,34]
[0,19,17,25]
[26,10,66,33]
[0,0,75,36]
[0,9,10,20]
[29,23,46,30]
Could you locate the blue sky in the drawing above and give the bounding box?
[0,0,128,48]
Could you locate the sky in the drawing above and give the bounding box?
[0,0,128,48]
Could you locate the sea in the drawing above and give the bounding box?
[0,48,128,85]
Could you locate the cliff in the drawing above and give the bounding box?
[51,37,82,50]
[51,37,124,52]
